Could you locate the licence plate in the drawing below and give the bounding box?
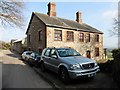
[88,73,94,77]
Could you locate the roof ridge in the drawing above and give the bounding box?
[34,12,81,25]
[57,17,80,24]
[33,12,103,34]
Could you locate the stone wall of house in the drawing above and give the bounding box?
[27,14,46,53]
[46,26,104,62]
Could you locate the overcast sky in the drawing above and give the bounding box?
[0,1,118,49]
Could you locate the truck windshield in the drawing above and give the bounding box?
[57,49,81,57]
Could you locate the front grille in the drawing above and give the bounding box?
[82,63,95,69]
[81,69,97,74]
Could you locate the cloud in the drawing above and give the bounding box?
[102,10,118,19]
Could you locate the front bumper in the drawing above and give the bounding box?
[68,66,100,79]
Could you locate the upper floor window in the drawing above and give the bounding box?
[54,30,62,41]
[38,30,42,41]
[79,33,84,42]
[67,31,74,41]
[95,34,99,42]
[86,33,90,43]
[28,35,31,43]
[95,47,99,56]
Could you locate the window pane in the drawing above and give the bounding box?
[95,34,99,42]
[28,35,31,43]
[86,34,90,43]
[44,49,51,57]
[79,33,84,42]
[95,48,99,56]
[54,30,62,41]
[67,31,74,41]
[38,31,42,41]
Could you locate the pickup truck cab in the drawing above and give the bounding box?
[40,47,100,83]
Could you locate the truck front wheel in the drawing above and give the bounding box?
[40,62,46,72]
[59,67,70,84]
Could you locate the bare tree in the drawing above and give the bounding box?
[111,18,119,36]
[0,0,25,28]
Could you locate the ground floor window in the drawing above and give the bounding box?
[95,47,99,56]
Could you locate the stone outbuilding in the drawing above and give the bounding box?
[11,37,27,54]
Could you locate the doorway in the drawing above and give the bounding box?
[86,50,91,58]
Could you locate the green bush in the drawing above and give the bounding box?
[98,49,120,88]
[112,49,120,87]
[0,42,10,50]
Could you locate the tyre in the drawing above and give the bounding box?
[40,62,46,72]
[59,67,70,84]
[28,61,33,67]
[88,76,94,81]
[25,57,27,61]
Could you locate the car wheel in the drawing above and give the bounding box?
[28,61,33,67]
[40,62,46,72]
[21,56,24,61]
[59,67,70,84]
[88,76,94,80]
[25,57,27,61]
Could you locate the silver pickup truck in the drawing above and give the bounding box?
[40,47,100,83]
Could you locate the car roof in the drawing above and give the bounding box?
[24,51,32,53]
[46,47,73,49]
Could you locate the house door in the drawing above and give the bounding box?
[86,50,91,58]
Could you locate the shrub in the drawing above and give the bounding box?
[98,49,120,88]
[112,49,120,87]
[98,60,114,73]
[0,42,10,50]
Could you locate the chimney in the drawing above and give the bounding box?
[76,11,82,24]
[47,2,56,17]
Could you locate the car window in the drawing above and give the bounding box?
[44,49,51,57]
[50,49,57,57]
[57,49,81,57]
[31,53,35,57]
[26,51,32,55]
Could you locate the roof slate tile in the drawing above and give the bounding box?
[34,12,103,34]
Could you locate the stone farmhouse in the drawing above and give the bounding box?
[26,2,104,62]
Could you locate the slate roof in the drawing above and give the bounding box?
[28,12,103,34]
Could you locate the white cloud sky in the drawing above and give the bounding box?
[15,0,119,2]
[102,10,118,22]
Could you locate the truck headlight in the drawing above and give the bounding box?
[70,64,81,70]
[95,62,98,67]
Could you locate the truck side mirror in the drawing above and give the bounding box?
[52,55,58,59]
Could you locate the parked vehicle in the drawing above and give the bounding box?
[21,51,32,61]
[40,47,100,83]
[28,52,41,67]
